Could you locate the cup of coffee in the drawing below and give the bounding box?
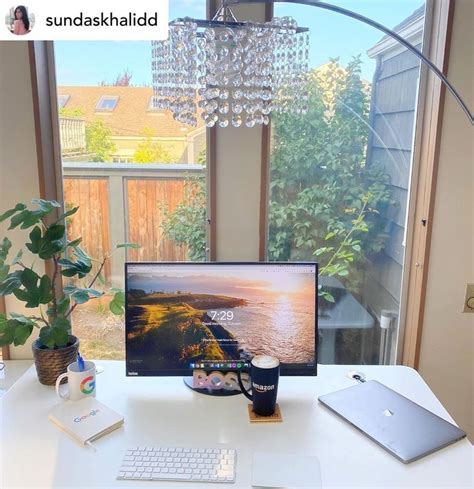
[237,355,280,416]
[55,360,96,401]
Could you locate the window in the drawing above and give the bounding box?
[96,96,119,111]
[147,96,165,114]
[268,1,427,365]
[53,2,208,360]
[58,94,70,108]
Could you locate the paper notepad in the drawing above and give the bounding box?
[49,397,124,446]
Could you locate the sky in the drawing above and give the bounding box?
[55,0,424,86]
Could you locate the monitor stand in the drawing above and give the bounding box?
[183,370,250,397]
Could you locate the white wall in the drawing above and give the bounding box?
[418,0,474,440]
[214,3,266,261]
[0,41,42,358]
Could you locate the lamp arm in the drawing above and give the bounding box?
[224,0,473,125]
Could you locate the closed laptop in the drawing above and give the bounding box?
[318,380,466,463]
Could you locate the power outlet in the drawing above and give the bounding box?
[462,283,474,313]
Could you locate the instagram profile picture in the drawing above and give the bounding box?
[6,5,35,35]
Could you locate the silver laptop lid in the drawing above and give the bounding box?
[318,380,466,463]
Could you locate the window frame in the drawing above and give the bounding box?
[58,94,70,108]
[95,95,119,112]
[2,1,452,362]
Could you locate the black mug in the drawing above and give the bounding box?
[237,355,280,416]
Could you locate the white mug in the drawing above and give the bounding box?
[55,361,96,401]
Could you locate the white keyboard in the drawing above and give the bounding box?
[117,446,236,483]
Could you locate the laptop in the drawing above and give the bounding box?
[318,380,466,463]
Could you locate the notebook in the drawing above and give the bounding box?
[49,397,124,446]
[318,380,466,463]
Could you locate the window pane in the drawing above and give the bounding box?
[96,96,119,111]
[269,1,426,365]
[54,1,207,360]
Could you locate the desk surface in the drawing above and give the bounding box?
[1,362,472,488]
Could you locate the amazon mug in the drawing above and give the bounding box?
[55,360,96,401]
[238,355,280,416]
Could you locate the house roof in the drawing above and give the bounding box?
[57,86,204,138]
[367,6,425,58]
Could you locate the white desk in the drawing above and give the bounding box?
[0,360,32,397]
[1,362,472,488]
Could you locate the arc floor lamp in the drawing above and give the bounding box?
[225,0,472,124]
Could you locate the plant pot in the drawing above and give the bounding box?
[32,335,80,386]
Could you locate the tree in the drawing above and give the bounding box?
[269,57,392,295]
[133,128,173,163]
[100,69,133,87]
[161,176,207,262]
[59,107,85,118]
[161,58,392,298]
[85,120,116,162]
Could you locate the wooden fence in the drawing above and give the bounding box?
[62,163,204,286]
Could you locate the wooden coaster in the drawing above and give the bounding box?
[248,403,283,423]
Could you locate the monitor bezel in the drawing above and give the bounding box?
[125,261,318,377]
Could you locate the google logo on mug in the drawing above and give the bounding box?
[80,375,95,395]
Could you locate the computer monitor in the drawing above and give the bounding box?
[125,262,317,379]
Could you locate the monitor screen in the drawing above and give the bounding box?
[125,262,317,376]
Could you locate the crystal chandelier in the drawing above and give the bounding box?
[151,5,310,128]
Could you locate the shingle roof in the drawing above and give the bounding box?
[374,6,425,45]
[57,86,204,138]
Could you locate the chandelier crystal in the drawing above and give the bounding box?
[151,9,310,128]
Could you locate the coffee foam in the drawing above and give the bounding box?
[252,355,279,369]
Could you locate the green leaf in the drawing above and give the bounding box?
[59,247,92,278]
[45,224,65,241]
[0,264,10,282]
[0,203,26,223]
[20,268,40,291]
[67,237,82,248]
[11,249,23,265]
[12,320,34,346]
[26,226,42,253]
[26,225,64,259]
[72,290,90,304]
[9,209,47,230]
[115,242,140,249]
[57,295,70,315]
[59,258,92,278]
[13,270,53,308]
[63,286,102,305]
[39,318,70,348]
[0,237,12,262]
[53,206,79,224]
[0,315,15,346]
[0,270,23,296]
[31,199,61,212]
[38,275,54,304]
[109,290,125,315]
[0,315,35,346]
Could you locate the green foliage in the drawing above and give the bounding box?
[197,149,206,165]
[269,58,392,297]
[0,199,139,349]
[85,120,116,162]
[59,107,85,118]
[161,176,207,262]
[109,290,125,315]
[133,128,173,163]
[159,59,392,302]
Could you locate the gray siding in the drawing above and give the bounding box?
[363,45,422,318]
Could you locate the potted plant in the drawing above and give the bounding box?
[0,199,138,385]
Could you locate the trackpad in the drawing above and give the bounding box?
[251,451,321,488]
